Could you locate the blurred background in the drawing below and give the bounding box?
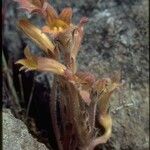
[2,0,149,150]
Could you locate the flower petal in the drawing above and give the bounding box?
[16,47,67,75]
[37,57,67,75]
[59,8,73,24]
[15,47,38,71]
[14,0,48,16]
[46,3,58,26]
[31,0,45,7]
[70,17,88,59]
[69,18,88,72]
[14,0,39,13]
[24,46,35,60]
[18,19,55,55]
[94,79,110,94]
[96,77,121,114]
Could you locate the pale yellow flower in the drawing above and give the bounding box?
[41,4,73,37]
[16,46,67,76]
[18,19,55,56]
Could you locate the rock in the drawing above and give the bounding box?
[77,0,149,149]
[3,109,48,150]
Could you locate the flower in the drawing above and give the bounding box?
[16,46,67,76]
[15,0,88,73]
[95,75,121,115]
[41,4,73,37]
[15,0,89,77]
[18,19,55,56]
[14,0,47,15]
[56,17,88,73]
[15,46,38,71]
[14,0,73,37]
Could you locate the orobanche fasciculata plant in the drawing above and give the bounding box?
[15,0,122,149]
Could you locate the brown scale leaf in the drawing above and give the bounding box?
[59,8,73,24]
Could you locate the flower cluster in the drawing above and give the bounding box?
[15,0,121,149]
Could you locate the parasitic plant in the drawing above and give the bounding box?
[15,0,122,149]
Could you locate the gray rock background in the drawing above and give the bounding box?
[2,0,149,150]
[3,109,49,150]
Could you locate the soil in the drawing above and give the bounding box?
[2,0,149,150]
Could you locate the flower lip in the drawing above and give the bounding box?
[41,19,71,36]
[42,6,73,36]
[50,19,69,30]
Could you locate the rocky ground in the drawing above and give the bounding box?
[3,109,49,150]
[2,0,149,150]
